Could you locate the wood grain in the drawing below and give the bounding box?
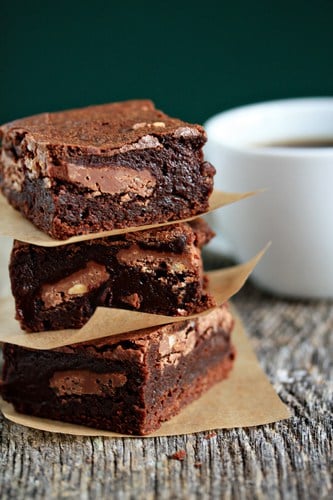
[0,282,332,499]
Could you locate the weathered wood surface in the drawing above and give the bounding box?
[0,280,332,500]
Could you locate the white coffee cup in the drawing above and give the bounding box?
[204,97,333,298]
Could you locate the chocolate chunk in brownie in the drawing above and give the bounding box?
[0,100,215,239]
[0,304,235,435]
[9,219,216,332]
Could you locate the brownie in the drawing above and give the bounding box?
[0,304,235,435]
[0,100,215,239]
[9,219,216,332]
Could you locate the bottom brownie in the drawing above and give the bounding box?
[0,304,235,435]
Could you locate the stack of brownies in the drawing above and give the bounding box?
[0,100,235,435]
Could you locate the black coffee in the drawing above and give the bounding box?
[256,137,333,148]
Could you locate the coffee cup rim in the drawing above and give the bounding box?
[204,97,333,157]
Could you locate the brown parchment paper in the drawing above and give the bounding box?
[0,190,257,247]
[0,308,290,437]
[0,246,268,349]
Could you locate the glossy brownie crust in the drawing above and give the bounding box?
[0,100,215,239]
[10,219,215,332]
[0,305,235,435]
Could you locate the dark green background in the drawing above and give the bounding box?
[1,0,332,124]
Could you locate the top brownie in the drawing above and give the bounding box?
[0,100,215,239]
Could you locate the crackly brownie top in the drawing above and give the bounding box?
[52,304,233,356]
[0,100,206,152]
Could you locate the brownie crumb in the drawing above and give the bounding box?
[169,450,187,461]
[204,431,217,439]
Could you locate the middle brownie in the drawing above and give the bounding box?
[10,219,216,332]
